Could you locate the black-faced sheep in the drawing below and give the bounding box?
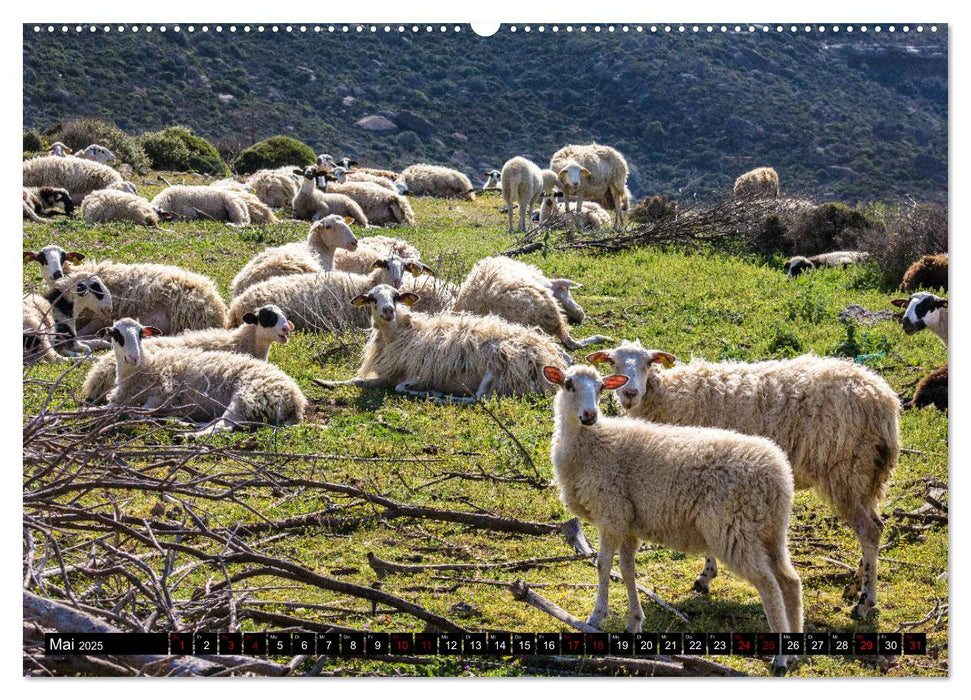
[23,272,113,361]
[23,155,126,202]
[550,144,629,228]
[892,293,947,346]
[901,254,948,292]
[24,245,86,288]
[784,251,870,278]
[397,163,475,201]
[482,169,501,190]
[23,186,74,223]
[734,167,780,199]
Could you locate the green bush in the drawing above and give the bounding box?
[46,118,150,172]
[139,125,228,175]
[23,131,43,153]
[232,136,316,175]
[848,202,947,289]
[783,202,879,256]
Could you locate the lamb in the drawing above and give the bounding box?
[230,215,359,297]
[331,166,397,192]
[784,251,870,277]
[78,144,117,164]
[901,254,948,292]
[101,318,306,437]
[23,272,113,362]
[332,235,421,275]
[911,363,947,411]
[321,175,416,227]
[549,144,629,228]
[23,155,126,202]
[150,185,252,226]
[734,167,781,199]
[587,341,900,619]
[397,163,475,201]
[314,284,569,402]
[543,363,801,670]
[892,293,948,345]
[452,256,610,350]
[482,169,501,190]
[24,245,86,287]
[292,167,369,226]
[23,186,74,223]
[245,168,300,209]
[82,304,294,404]
[539,194,612,230]
[79,189,171,226]
[500,156,546,234]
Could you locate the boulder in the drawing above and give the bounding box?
[354,115,399,136]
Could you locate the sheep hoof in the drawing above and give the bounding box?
[585,613,604,630]
[692,578,711,595]
[850,600,877,619]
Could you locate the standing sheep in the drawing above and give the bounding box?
[80,189,172,226]
[292,167,369,226]
[482,169,501,190]
[587,341,900,618]
[501,156,545,234]
[734,167,780,199]
[550,144,629,228]
[23,155,126,202]
[398,164,475,201]
[783,251,870,278]
[150,185,252,226]
[544,364,801,670]
[892,293,947,345]
[23,187,74,223]
[901,254,948,292]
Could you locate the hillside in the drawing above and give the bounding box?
[23,24,947,201]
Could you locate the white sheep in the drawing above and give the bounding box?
[23,272,113,361]
[23,186,75,223]
[150,185,253,226]
[892,293,948,346]
[82,304,294,404]
[482,169,501,190]
[332,235,422,275]
[452,257,610,350]
[79,189,171,226]
[784,251,870,278]
[331,166,397,192]
[23,155,126,202]
[397,163,475,201]
[78,144,117,164]
[543,363,801,670]
[101,318,306,437]
[399,272,459,314]
[734,167,780,199]
[539,194,612,230]
[500,157,546,234]
[292,167,369,225]
[315,284,569,402]
[24,245,86,288]
[47,142,71,157]
[549,144,629,228]
[588,341,900,618]
[245,168,301,208]
[236,190,278,224]
[321,174,416,227]
[230,215,359,297]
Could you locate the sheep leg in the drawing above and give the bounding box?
[770,551,804,635]
[587,531,619,630]
[842,557,864,602]
[507,198,515,235]
[743,562,791,673]
[618,537,644,633]
[559,333,613,350]
[314,376,388,390]
[693,556,719,594]
[849,506,883,619]
[475,371,495,400]
[394,379,477,405]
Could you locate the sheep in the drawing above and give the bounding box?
[23,272,113,361]
[23,186,74,223]
[78,144,117,164]
[587,341,900,619]
[539,193,612,231]
[901,253,948,292]
[500,157,546,234]
[150,185,252,226]
[79,189,172,226]
[452,257,610,350]
[399,273,459,314]
[245,168,300,209]
[101,318,306,437]
[228,254,417,331]
[23,155,126,203]
[292,167,369,226]
[236,191,278,224]
[314,284,569,402]
[24,245,86,288]
[543,363,801,670]
[550,144,629,228]
[230,215,359,297]
[482,169,501,190]
[548,278,587,325]
[734,167,781,199]
[210,177,249,192]
[320,175,416,227]
[333,235,421,275]
[331,166,397,192]
[891,293,948,346]
[47,142,71,157]
[784,251,870,277]
[23,295,60,363]
[397,163,475,201]
[82,304,294,404]
[911,363,947,411]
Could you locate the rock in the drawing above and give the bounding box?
[394,110,436,136]
[452,132,469,142]
[376,110,397,121]
[342,95,356,107]
[354,115,399,135]
[217,93,235,103]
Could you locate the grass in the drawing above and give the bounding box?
[22,181,948,677]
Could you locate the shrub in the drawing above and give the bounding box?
[782,202,879,255]
[139,126,229,175]
[45,118,150,172]
[23,131,43,153]
[629,195,678,225]
[232,136,316,174]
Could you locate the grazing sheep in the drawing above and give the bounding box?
[102,318,306,437]
[398,163,475,201]
[734,167,780,199]
[23,155,126,202]
[47,142,71,157]
[332,166,397,192]
[482,169,501,190]
[550,144,629,228]
[23,186,74,223]
[82,304,294,404]
[333,234,421,275]
[292,167,369,225]
[228,254,416,331]
[24,245,86,288]
[321,175,416,227]
[588,341,900,618]
[230,215,359,297]
[544,364,801,670]
[79,189,171,226]
[24,272,113,360]
[315,284,569,402]
[539,194,612,230]
[784,251,870,277]
[501,156,546,233]
[246,168,300,208]
[78,144,117,164]
[150,185,252,226]
[453,257,610,350]
[892,293,948,346]
[901,254,948,292]
[912,363,947,411]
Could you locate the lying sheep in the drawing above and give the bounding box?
[482,169,501,190]
[321,174,416,226]
[501,157,546,234]
[23,273,112,362]
[332,166,397,192]
[398,163,475,201]
[150,185,252,226]
[246,169,300,208]
[544,364,801,670]
[901,253,948,292]
[784,251,870,277]
[550,144,629,228]
[82,304,294,404]
[588,341,900,618]
[912,363,947,411]
[315,284,568,402]
[333,235,421,275]
[292,167,369,226]
[734,167,780,199]
[892,293,948,345]
[24,245,86,288]
[78,144,117,164]
[23,186,74,223]
[23,295,60,363]
[102,318,306,437]
[399,272,459,314]
[230,215,359,297]
[79,189,172,226]
[539,194,612,230]
[236,191,278,224]
[47,142,71,157]
[23,155,126,202]
[452,257,610,350]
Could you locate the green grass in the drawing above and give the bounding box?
[23,184,948,677]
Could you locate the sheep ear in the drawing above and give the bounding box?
[939,299,948,308]
[543,366,565,385]
[141,326,162,338]
[371,259,389,269]
[603,374,630,390]
[557,169,570,186]
[344,216,355,225]
[97,326,114,339]
[396,292,420,307]
[351,294,371,308]
[585,351,613,366]
[580,168,591,178]
[890,299,909,308]
[651,352,677,369]
[782,262,791,273]
[242,312,258,325]
[24,251,38,263]
[65,252,86,263]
